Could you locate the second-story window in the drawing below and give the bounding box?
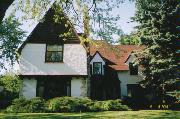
[93,62,102,75]
[129,62,138,75]
[45,44,63,62]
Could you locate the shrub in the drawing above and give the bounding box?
[102,100,130,111]
[47,97,91,112]
[6,97,46,113]
[89,100,130,111]
[47,97,130,112]
[89,101,104,111]
[6,97,130,113]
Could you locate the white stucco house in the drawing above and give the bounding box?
[18,4,144,100]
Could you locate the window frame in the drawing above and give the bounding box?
[93,62,102,75]
[45,44,64,63]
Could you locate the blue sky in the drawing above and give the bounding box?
[114,1,137,34]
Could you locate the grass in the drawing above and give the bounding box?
[0,110,180,119]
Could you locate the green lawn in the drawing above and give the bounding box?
[0,110,180,119]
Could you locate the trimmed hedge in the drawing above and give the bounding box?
[6,97,131,113]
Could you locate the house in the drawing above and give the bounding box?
[18,5,144,100]
[89,41,144,100]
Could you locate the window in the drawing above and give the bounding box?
[127,84,142,98]
[129,62,138,75]
[45,44,63,62]
[93,62,102,75]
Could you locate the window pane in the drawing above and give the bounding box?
[46,52,52,61]
[46,51,63,62]
[47,45,62,51]
[93,62,102,74]
[129,62,138,75]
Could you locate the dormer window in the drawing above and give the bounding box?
[129,62,138,75]
[93,62,102,75]
[45,44,63,62]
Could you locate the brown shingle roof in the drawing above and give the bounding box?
[90,40,143,71]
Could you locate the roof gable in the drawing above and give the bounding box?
[90,41,144,71]
[18,4,80,53]
[90,51,105,64]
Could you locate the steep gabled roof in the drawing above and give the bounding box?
[90,40,144,71]
[18,4,81,53]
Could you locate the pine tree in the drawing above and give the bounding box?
[133,0,180,102]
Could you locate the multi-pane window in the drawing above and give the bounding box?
[93,62,102,75]
[129,62,138,75]
[45,44,63,62]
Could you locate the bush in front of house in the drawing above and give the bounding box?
[6,97,130,113]
[6,97,46,113]
[89,100,130,111]
[47,97,130,112]
[47,97,91,112]
[102,100,130,111]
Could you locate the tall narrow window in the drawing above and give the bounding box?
[45,44,63,62]
[129,62,138,75]
[93,62,102,75]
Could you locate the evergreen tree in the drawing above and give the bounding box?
[133,0,180,102]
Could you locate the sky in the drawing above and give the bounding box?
[1,0,137,74]
[115,1,137,34]
[6,0,137,36]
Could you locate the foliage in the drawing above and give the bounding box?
[89,100,130,111]
[0,73,20,93]
[102,100,130,111]
[6,97,46,113]
[0,73,21,109]
[118,32,139,45]
[0,16,25,70]
[47,97,130,112]
[47,97,92,112]
[14,0,127,42]
[133,0,180,102]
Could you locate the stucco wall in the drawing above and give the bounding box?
[22,78,37,99]
[71,77,87,97]
[117,71,143,98]
[20,43,87,75]
[0,86,4,92]
[90,53,105,75]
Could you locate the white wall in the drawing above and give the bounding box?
[0,86,4,92]
[22,78,37,99]
[90,52,105,75]
[71,77,86,97]
[20,43,87,75]
[117,71,143,98]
